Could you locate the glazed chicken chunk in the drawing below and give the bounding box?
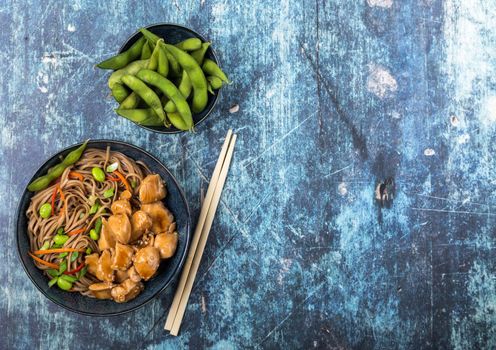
[111,279,144,303]
[89,282,115,300]
[111,242,134,271]
[141,201,175,234]
[139,174,166,204]
[154,232,178,259]
[131,210,153,241]
[133,246,161,281]
[98,218,116,251]
[111,199,132,216]
[108,213,132,244]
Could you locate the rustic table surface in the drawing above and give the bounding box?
[1,0,495,349]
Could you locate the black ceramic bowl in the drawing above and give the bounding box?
[118,23,220,134]
[16,140,191,316]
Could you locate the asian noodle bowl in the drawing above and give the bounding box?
[26,147,151,296]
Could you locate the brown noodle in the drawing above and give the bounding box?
[26,147,151,296]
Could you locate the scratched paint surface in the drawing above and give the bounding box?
[0,0,495,349]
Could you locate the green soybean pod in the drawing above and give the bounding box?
[167,112,191,131]
[115,108,163,126]
[139,28,161,46]
[165,49,181,77]
[175,38,202,51]
[190,42,211,65]
[178,70,193,97]
[207,83,214,95]
[148,39,163,71]
[163,44,208,113]
[111,83,130,103]
[121,74,166,122]
[48,163,67,180]
[96,36,146,70]
[207,75,223,89]
[202,58,229,83]
[27,175,52,192]
[120,92,140,109]
[164,102,176,113]
[135,69,193,129]
[141,41,152,59]
[164,70,192,112]
[108,59,149,89]
[62,140,89,166]
[158,46,169,77]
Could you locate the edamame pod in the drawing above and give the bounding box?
[139,28,161,46]
[111,83,130,103]
[167,112,191,131]
[207,75,223,89]
[164,70,192,112]
[207,83,214,95]
[163,44,208,113]
[135,69,193,129]
[202,58,229,83]
[164,102,176,113]
[148,39,163,71]
[178,71,193,97]
[141,41,152,59]
[175,38,202,51]
[120,92,140,109]
[62,140,89,166]
[49,163,67,179]
[27,175,52,192]
[28,140,89,192]
[165,50,181,77]
[121,75,166,122]
[190,42,211,65]
[115,108,163,126]
[97,36,146,70]
[158,46,169,77]
[108,59,149,89]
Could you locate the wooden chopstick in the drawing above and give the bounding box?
[169,133,237,335]
[165,130,235,333]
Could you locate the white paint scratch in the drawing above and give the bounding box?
[67,24,76,32]
[367,0,393,8]
[367,64,397,99]
[277,258,293,285]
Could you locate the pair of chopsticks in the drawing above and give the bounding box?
[165,129,237,336]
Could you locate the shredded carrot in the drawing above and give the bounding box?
[106,175,119,181]
[67,227,86,236]
[58,186,67,216]
[65,262,85,275]
[50,185,58,216]
[68,171,84,181]
[114,170,131,192]
[28,252,59,269]
[33,248,84,255]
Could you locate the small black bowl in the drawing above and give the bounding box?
[16,140,191,316]
[118,23,220,134]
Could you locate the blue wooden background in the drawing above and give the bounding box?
[1,0,495,349]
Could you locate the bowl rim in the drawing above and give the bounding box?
[118,22,221,135]
[16,139,191,316]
